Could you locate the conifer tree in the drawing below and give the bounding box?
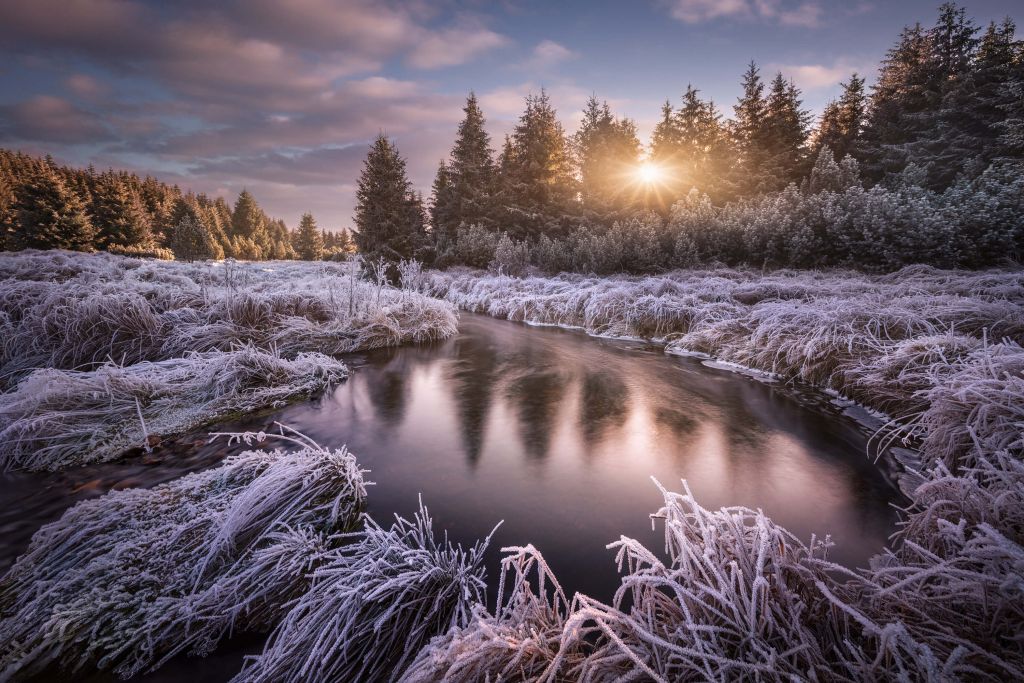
[448,93,497,231]
[814,74,867,160]
[498,90,577,238]
[761,74,811,188]
[294,212,324,261]
[429,160,458,250]
[91,172,153,249]
[574,95,642,217]
[731,61,771,194]
[650,100,683,165]
[13,162,95,251]
[169,214,218,262]
[231,189,269,256]
[354,134,421,268]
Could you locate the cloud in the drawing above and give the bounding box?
[767,58,876,89]
[667,0,823,27]
[518,40,577,71]
[65,73,111,99]
[0,95,111,144]
[406,23,510,69]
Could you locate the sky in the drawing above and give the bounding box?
[0,0,1021,229]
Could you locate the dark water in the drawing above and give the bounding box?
[1,312,902,680]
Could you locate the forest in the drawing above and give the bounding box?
[1,4,1022,272]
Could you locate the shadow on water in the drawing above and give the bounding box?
[1,312,904,681]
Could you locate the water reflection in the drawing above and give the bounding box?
[290,314,901,600]
[0,313,902,613]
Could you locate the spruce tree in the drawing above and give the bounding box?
[354,134,420,268]
[650,100,682,165]
[574,95,641,217]
[448,93,496,231]
[294,212,324,260]
[13,162,95,251]
[761,74,811,189]
[231,189,269,258]
[731,61,770,195]
[498,90,577,238]
[91,172,153,249]
[169,214,218,262]
[429,160,458,251]
[814,74,866,160]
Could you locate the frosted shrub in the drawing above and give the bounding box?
[489,232,530,276]
[0,346,348,471]
[234,501,495,683]
[0,429,368,680]
[453,224,499,268]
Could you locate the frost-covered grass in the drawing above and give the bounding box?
[0,250,457,468]
[0,250,457,387]
[0,429,367,680]
[0,345,348,471]
[234,502,495,683]
[410,265,1024,680]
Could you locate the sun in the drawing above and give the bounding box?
[635,162,664,185]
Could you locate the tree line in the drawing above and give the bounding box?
[355,2,1023,273]
[0,150,355,261]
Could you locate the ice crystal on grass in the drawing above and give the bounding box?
[0,251,457,388]
[0,429,367,680]
[234,501,495,683]
[0,346,348,471]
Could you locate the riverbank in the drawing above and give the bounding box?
[416,265,1024,680]
[0,251,458,470]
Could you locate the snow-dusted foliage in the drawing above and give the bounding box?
[0,250,456,468]
[412,266,1024,680]
[0,429,367,680]
[233,501,494,683]
[0,250,458,388]
[0,346,348,471]
[408,460,1023,681]
[399,545,574,682]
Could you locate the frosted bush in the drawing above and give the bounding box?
[0,428,367,680]
[233,501,495,683]
[0,346,348,471]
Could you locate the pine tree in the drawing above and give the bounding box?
[354,134,421,268]
[448,93,497,232]
[13,162,95,251]
[231,189,269,258]
[294,212,324,260]
[429,160,458,250]
[814,74,867,160]
[91,172,153,249]
[574,95,642,217]
[498,90,577,238]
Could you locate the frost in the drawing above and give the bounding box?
[233,501,496,683]
[0,250,458,387]
[411,265,1024,680]
[0,250,458,469]
[0,346,348,471]
[0,427,368,680]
